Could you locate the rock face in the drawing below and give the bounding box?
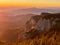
[35,13,60,32]
[26,13,60,31]
[24,13,60,39]
[25,15,40,31]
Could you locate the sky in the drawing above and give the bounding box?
[0,0,60,8]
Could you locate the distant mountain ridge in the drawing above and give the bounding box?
[0,7,60,15]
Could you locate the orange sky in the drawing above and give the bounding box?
[0,0,60,8]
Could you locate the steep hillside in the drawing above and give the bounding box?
[18,13,60,45]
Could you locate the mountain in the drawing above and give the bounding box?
[21,13,60,45]
[25,13,60,32]
[0,7,60,15]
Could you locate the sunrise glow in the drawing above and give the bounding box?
[0,0,60,8]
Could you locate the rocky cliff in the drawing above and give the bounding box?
[24,13,60,39]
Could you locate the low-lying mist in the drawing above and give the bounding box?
[0,12,35,41]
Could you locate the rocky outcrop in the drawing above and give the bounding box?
[24,13,60,39]
[35,13,60,31]
[26,13,60,31]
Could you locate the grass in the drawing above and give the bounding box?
[18,31,60,45]
[0,29,60,45]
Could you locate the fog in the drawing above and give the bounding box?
[0,11,32,40]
